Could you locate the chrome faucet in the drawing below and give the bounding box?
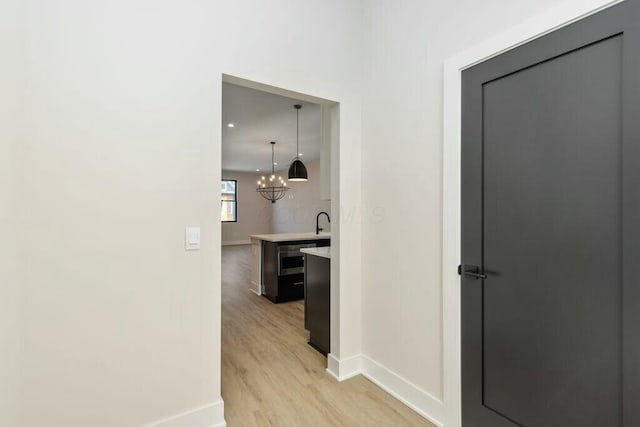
[316,211,330,235]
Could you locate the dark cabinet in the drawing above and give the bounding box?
[262,239,329,304]
[261,241,281,302]
[304,254,330,356]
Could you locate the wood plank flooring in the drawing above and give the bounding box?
[221,245,433,426]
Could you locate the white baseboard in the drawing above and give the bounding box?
[147,399,226,427]
[222,240,251,246]
[326,354,443,426]
[249,280,262,295]
[326,353,361,381]
[360,355,444,427]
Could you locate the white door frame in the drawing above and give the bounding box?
[220,73,347,365]
[441,1,623,425]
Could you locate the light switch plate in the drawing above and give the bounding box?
[185,227,201,250]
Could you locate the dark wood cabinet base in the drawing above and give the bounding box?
[304,254,330,355]
[307,341,328,357]
[261,239,329,304]
[262,273,305,303]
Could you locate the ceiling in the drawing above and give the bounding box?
[221,83,322,173]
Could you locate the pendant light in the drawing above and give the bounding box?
[257,141,289,203]
[288,104,308,181]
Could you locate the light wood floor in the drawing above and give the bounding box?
[221,245,433,427]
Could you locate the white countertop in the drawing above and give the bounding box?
[301,246,331,259]
[249,232,331,242]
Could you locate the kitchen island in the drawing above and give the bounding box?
[249,232,330,301]
[301,247,330,355]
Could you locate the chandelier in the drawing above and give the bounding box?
[257,141,289,203]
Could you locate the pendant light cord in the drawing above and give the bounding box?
[294,104,302,161]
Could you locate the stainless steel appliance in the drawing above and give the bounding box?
[278,243,315,276]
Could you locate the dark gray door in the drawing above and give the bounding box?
[461,1,640,426]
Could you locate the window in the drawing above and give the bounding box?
[221,179,237,222]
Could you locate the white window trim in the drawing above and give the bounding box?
[221,179,237,222]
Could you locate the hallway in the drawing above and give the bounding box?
[221,245,433,426]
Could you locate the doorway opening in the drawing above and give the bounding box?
[219,75,341,424]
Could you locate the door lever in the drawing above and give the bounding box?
[458,264,487,280]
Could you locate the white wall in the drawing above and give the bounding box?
[221,171,273,245]
[7,0,580,424]
[0,0,24,424]
[360,0,564,412]
[272,161,331,234]
[16,0,363,426]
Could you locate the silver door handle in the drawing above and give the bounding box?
[458,264,487,280]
